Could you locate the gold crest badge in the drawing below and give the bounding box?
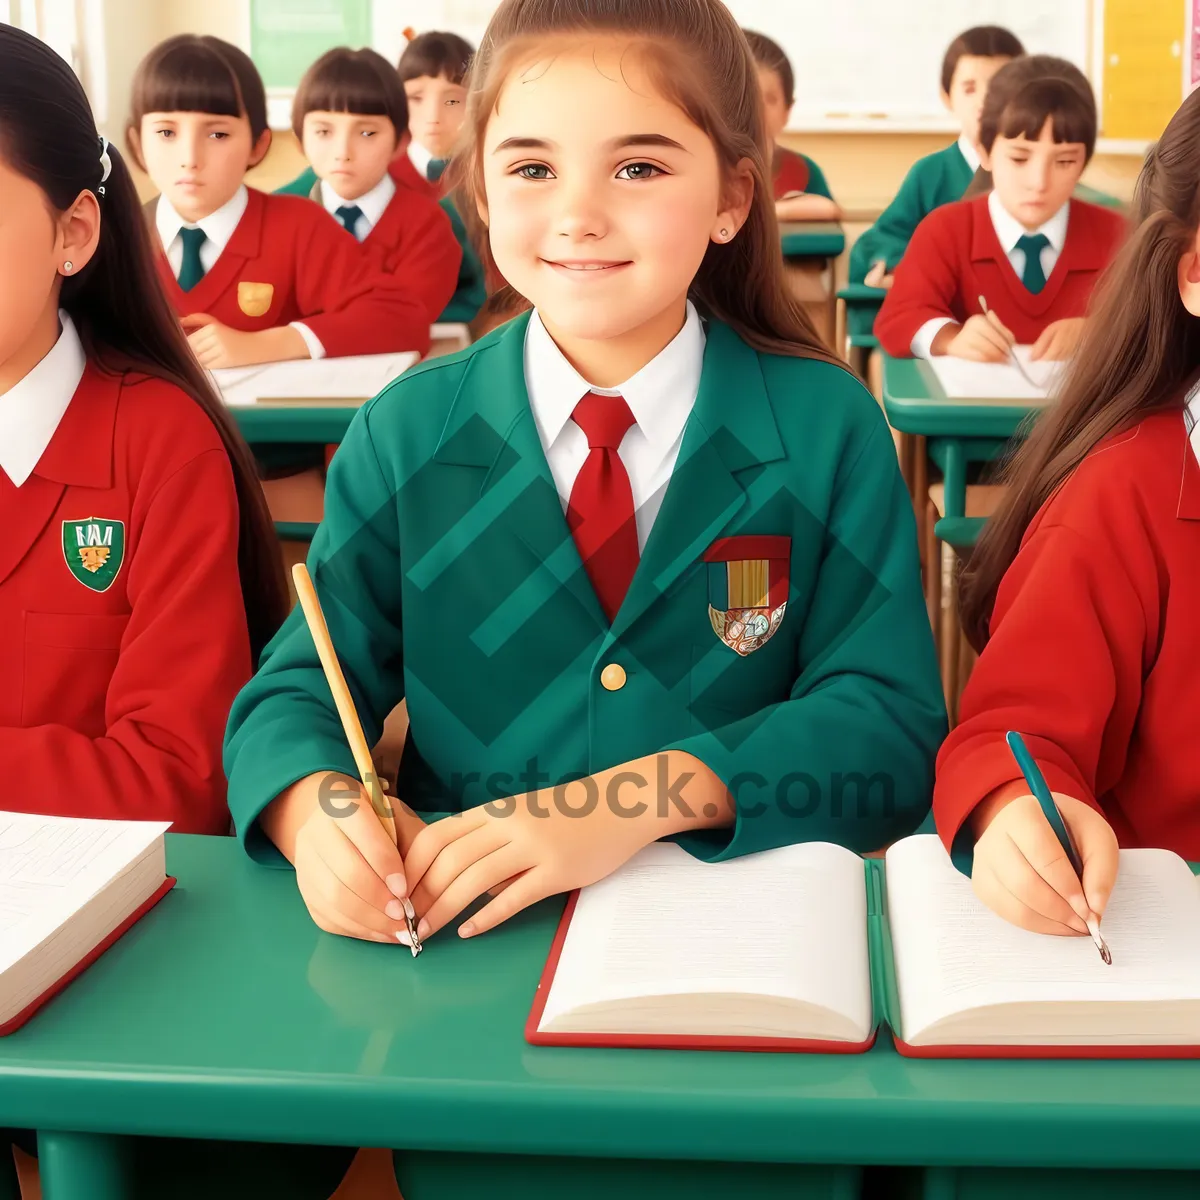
[237,281,274,318]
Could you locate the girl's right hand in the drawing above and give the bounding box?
[269,771,425,943]
[969,791,1119,936]
[864,260,894,289]
[943,313,1015,362]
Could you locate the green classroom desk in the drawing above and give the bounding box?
[779,220,845,259]
[5,836,1200,1200]
[880,352,1038,543]
[230,406,357,447]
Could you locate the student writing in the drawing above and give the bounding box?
[934,89,1200,937]
[128,35,433,367]
[224,0,945,951]
[875,56,1125,364]
[849,25,1024,289]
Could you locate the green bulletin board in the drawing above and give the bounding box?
[250,0,372,89]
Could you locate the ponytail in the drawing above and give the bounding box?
[0,24,288,659]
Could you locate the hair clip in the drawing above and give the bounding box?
[98,136,112,196]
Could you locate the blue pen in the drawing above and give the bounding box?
[1005,731,1111,964]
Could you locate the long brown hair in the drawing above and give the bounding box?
[1,24,288,658]
[447,0,841,364]
[959,89,1200,650]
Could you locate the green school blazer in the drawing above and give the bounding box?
[848,141,975,283]
[224,313,946,865]
[274,166,486,323]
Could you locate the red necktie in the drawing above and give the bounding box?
[566,391,640,622]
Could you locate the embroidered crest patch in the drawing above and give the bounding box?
[237,281,274,317]
[62,518,125,592]
[704,535,789,656]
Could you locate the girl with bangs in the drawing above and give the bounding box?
[876,56,1126,364]
[935,88,1200,938]
[225,0,944,953]
[127,35,434,367]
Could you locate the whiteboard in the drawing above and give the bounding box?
[392,0,1092,132]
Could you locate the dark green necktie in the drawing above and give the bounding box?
[427,158,448,183]
[335,204,364,238]
[1016,233,1050,294]
[176,227,207,292]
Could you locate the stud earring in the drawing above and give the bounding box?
[62,261,73,274]
[718,228,730,240]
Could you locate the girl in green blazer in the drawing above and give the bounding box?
[224,0,946,947]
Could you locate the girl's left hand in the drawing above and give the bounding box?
[1030,317,1085,361]
[404,754,732,941]
[182,314,262,369]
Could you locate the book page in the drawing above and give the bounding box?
[886,836,1200,1044]
[212,352,419,406]
[0,813,169,974]
[927,347,1066,403]
[539,841,871,1041]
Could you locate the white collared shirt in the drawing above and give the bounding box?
[319,174,397,242]
[523,301,705,552]
[957,134,981,174]
[1187,380,1200,468]
[408,139,434,180]
[0,310,86,487]
[155,187,325,360]
[912,190,1071,358]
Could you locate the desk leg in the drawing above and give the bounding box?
[37,1131,129,1200]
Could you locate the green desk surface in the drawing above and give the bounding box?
[837,283,887,304]
[5,834,1200,1172]
[1075,183,1126,211]
[880,353,1041,440]
[780,221,844,259]
[231,406,358,445]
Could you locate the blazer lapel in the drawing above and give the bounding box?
[411,313,608,651]
[0,366,119,586]
[608,321,785,643]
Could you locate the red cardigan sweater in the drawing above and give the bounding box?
[153,188,433,357]
[0,367,249,833]
[875,194,1125,355]
[936,407,1200,864]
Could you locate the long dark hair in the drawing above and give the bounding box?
[450,0,843,365]
[959,90,1200,649]
[0,24,288,657]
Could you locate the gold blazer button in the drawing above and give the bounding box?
[600,663,627,691]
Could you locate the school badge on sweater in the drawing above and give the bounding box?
[237,281,274,317]
[704,535,789,656]
[62,518,125,592]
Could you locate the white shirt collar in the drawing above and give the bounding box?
[524,301,705,457]
[0,310,86,487]
[319,173,396,237]
[407,139,434,178]
[155,184,249,257]
[988,187,1070,255]
[956,134,981,173]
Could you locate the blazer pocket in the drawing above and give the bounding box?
[22,611,129,735]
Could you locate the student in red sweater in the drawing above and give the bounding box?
[0,25,286,834]
[876,56,1124,364]
[127,35,433,367]
[934,89,1200,940]
[292,47,461,325]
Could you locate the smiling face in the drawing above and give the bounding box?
[943,54,1014,148]
[302,110,397,200]
[982,116,1087,230]
[404,73,467,159]
[138,110,266,222]
[482,38,745,358]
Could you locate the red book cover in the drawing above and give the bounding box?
[525,890,877,1054]
[0,876,176,1037]
[891,1035,1200,1061]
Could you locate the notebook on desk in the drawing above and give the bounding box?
[926,347,1066,403]
[526,835,1200,1058]
[0,813,174,1035]
[211,352,419,407]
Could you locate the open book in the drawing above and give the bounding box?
[526,836,1200,1057]
[926,346,1067,403]
[0,812,174,1034]
[211,352,419,407]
